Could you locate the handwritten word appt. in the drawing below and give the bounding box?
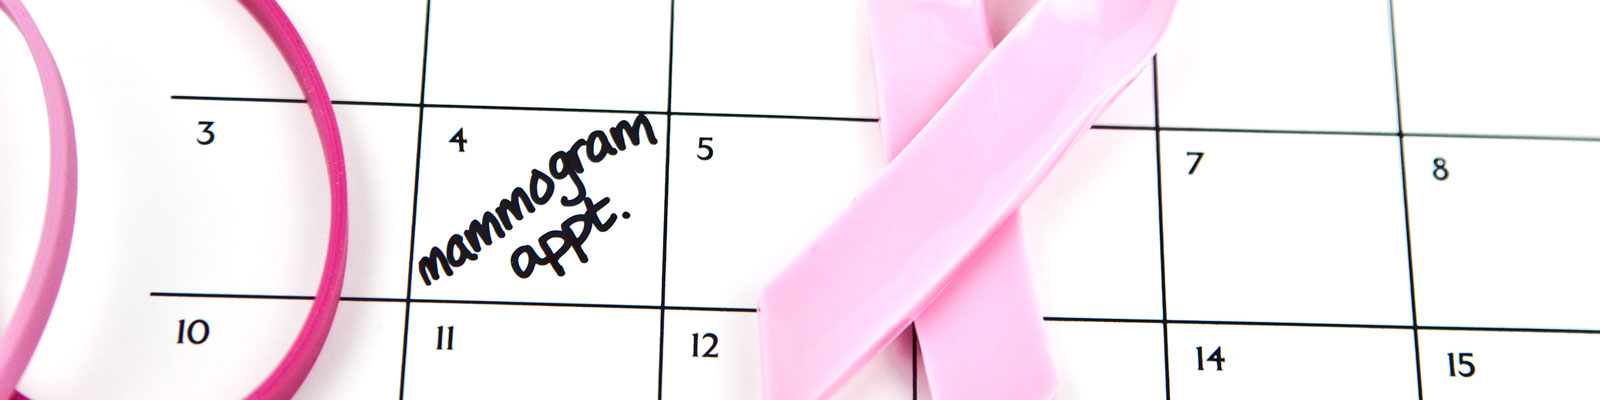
[417,114,658,286]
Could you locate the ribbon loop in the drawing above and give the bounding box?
[759,0,1175,397]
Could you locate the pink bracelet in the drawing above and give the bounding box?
[0,0,78,395]
[235,0,350,398]
[3,1,346,398]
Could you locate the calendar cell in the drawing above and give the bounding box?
[1417,330,1600,398]
[402,303,659,398]
[1167,324,1417,399]
[1095,66,1157,128]
[672,0,878,119]
[1022,129,1163,320]
[26,296,319,398]
[1393,0,1600,138]
[138,0,427,102]
[1157,0,1399,133]
[665,116,883,309]
[292,302,406,400]
[1404,137,1600,330]
[412,109,665,306]
[125,104,414,299]
[660,310,915,399]
[424,0,671,112]
[1160,132,1413,325]
[1046,321,1167,400]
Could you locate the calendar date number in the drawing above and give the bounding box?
[177,319,210,345]
[691,332,719,358]
[1196,346,1224,371]
[1447,352,1475,377]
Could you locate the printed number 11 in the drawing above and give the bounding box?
[436,325,454,350]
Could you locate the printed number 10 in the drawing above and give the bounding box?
[177,319,209,345]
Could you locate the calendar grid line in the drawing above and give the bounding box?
[144,292,1600,335]
[657,1,677,398]
[1386,1,1426,398]
[168,95,878,123]
[166,94,1600,142]
[396,1,435,398]
[1150,54,1174,400]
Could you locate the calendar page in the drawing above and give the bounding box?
[1,0,1597,398]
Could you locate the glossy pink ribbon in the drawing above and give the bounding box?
[868,0,1055,398]
[758,0,1175,398]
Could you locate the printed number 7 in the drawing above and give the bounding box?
[1186,152,1204,175]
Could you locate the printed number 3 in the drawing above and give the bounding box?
[697,137,714,160]
[197,121,216,145]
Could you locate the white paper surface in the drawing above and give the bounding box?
[1,0,1596,398]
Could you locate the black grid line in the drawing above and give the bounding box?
[1387,0,1426,398]
[396,1,433,398]
[150,291,1600,335]
[169,95,877,123]
[170,95,1600,143]
[1151,55,1173,400]
[657,1,677,398]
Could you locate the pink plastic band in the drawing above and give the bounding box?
[235,0,349,398]
[758,0,1174,398]
[867,0,1057,398]
[0,0,77,395]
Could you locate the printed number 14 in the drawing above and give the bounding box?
[1197,346,1224,371]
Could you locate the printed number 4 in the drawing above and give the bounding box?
[692,332,719,358]
[1196,346,1224,371]
[449,128,468,152]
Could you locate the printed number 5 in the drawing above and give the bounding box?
[697,137,714,160]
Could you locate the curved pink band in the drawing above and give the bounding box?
[0,0,78,395]
[0,1,342,398]
[236,1,349,398]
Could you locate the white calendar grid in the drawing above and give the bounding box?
[2,0,1598,398]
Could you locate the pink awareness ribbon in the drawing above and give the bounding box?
[2,1,347,398]
[757,0,1175,398]
[867,0,1055,398]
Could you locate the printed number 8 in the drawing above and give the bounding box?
[1432,157,1448,181]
